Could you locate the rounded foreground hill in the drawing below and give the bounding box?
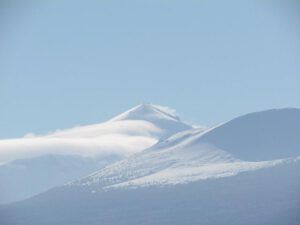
[199,108,300,161]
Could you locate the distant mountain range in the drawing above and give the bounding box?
[0,104,300,225]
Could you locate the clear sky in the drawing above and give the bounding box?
[1,0,300,138]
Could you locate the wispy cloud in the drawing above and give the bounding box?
[0,120,161,164]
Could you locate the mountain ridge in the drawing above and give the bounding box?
[0,104,192,204]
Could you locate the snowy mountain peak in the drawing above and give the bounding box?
[108,104,192,139]
[110,103,181,122]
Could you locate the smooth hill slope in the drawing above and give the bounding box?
[71,123,299,189]
[71,108,300,188]
[199,108,300,161]
[71,127,234,188]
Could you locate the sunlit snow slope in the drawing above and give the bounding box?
[0,104,192,203]
[72,108,300,188]
[1,107,300,225]
[199,108,300,161]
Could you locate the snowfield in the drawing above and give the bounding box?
[70,107,300,189]
[1,105,300,225]
[0,104,192,203]
[71,125,300,188]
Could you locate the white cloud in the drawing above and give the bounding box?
[0,120,162,164]
[0,136,156,163]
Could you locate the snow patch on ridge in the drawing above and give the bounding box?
[109,103,181,122]
[109,158,299,188]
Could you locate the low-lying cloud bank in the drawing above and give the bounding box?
[0,120,162,164]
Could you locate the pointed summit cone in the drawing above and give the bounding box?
[110,104,192,139]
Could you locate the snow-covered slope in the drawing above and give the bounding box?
[109,103,192,138]
[199,108,300,161]
[72,122,300,188]
[72,128,233,188]
[70,108,300,188]
[48,104,191,139]
[0,104,192,203]
[1,107,300,225]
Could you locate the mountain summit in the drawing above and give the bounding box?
[110,104,192,139]
[0,104,192,203]
[1,107,300,225]
[110,103,181,122]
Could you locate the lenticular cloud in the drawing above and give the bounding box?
[0,104,192,164]
[0,135,156,164]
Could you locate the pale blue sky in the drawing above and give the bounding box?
[1,0,300,138]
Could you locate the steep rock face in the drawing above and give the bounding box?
[199,108,300,161]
